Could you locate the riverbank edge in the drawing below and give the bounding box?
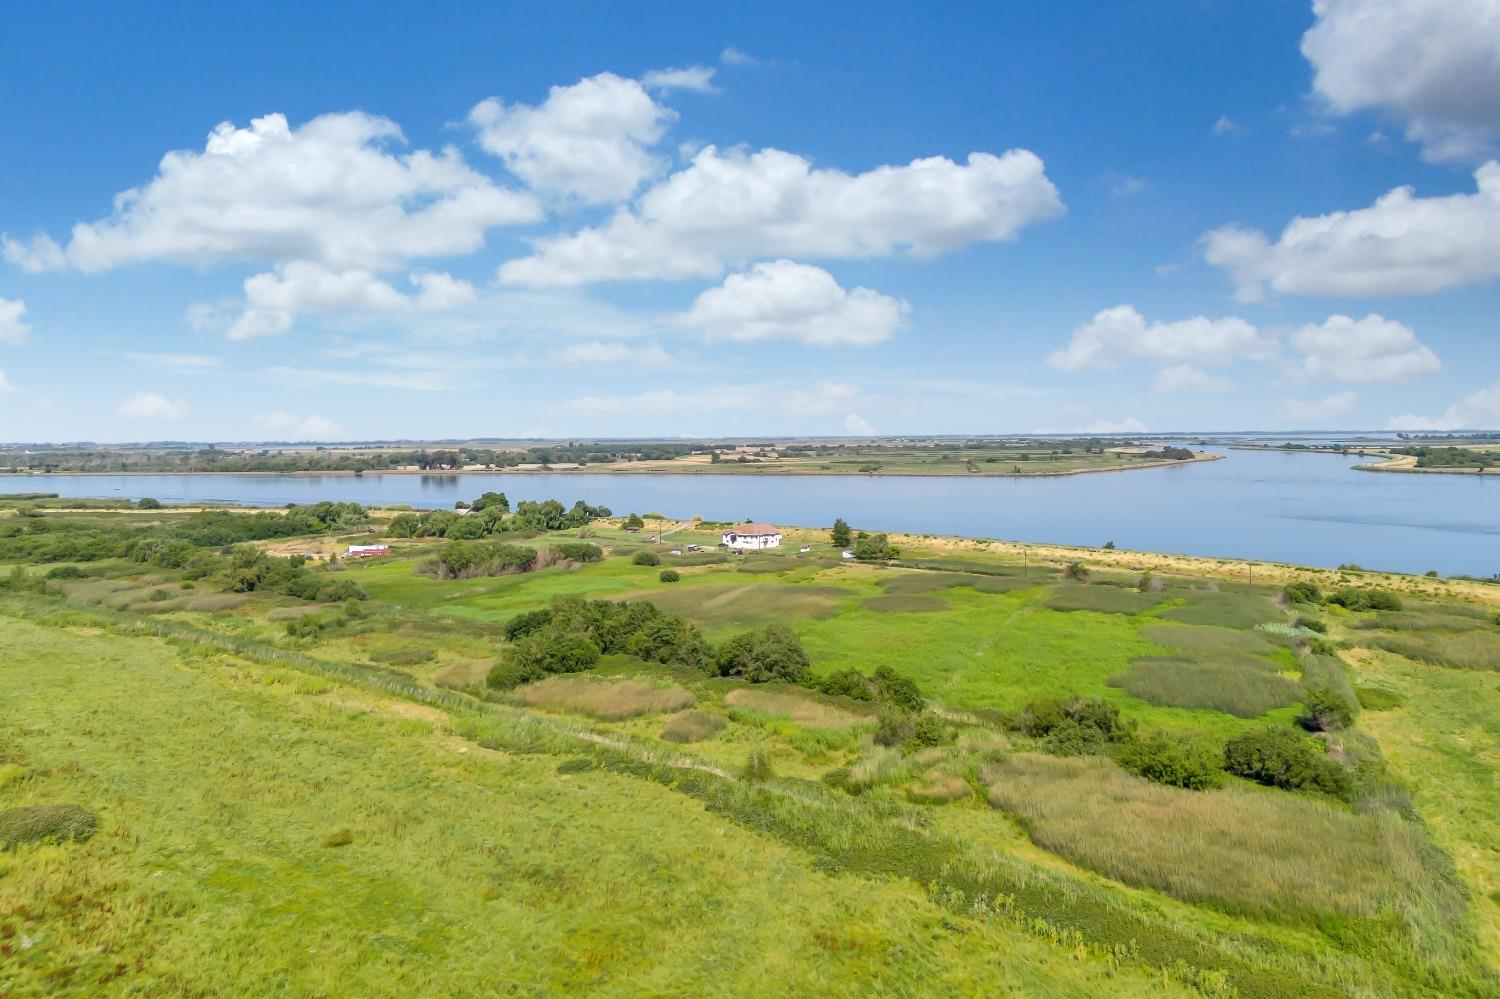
[1227,445,1498,477]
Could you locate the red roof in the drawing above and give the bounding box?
[724,523,779,536]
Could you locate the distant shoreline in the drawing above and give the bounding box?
[4,453,1222,480]
[1228,444,1498,477]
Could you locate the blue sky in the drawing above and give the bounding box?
[2,0,1498,441]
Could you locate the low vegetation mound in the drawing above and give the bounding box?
[863,593,950,613]
[905,772,971,804]
[1111,657,1301,718]
[1141,623,1278,656]
[985,754,1447,924]
[1360,631,1500,671]
[0,803,98,849]
[425,540,602,580]
[1044,584,1162,615]
[511,675,694,720]
[660,709,726,743]
[1222,726,1352,800]
[723,688,864,729]
[1157,592,1281,629]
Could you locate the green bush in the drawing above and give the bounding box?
[660,709,726,743]
[659,569,680,583]
[809,665,923,710]
[1116,732,1225,790]
[486,658,544,691]
[1063,561,1090,582]
[1283,580,1321,604]
[502,608,553,641]
[853,531,898,560]
[741,748,774,784]
[136,497,163,510]
[370,647,436,666]
[714,624,810,683]
[1010,697,1131,755]
[0,803,97,849]
[1294,615,1327,633]
[1299,687,1355,732]
[1327,587,1402,612]
[633,550,662,566]
[1223,727,1352,800]
[44,565,87,579]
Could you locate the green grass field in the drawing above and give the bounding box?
[4,505,1500,996]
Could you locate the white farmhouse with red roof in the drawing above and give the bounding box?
[721,522,782,551]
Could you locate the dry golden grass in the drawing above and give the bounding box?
[511,675,694,720]
[984,753,1453,925]
[660,709,727,743]
[906,772,972,804]
[722,687,866,729]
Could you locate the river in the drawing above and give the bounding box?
[4,448,1497,577]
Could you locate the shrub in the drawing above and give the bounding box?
[1223,727,1352,800]
[659,569,680,582]
[874,710,914,747]
[1115,732,1225,790]
[1294,615,1327,633]
[714,624,810,683]
[741,748,774,783]
[486,658,544,691]
[906,773,971,804]
[502,608,553,641]
[44,565,87,579]
[0,803,97,849]
[1327,587,1402,612]
[632,550,662,566]
[136,497,163,510]
[370,647,436,666]
[500,597,711,675]
[508,633,601,676]
[1283,580,1321,604]
[1063,561,1090,582]
[908,711,953,749]
[1300,687,1356,732]
[1010,697,1130,755]
[322,829,353,848]
[853,532,898,560]
[285,615,331,640]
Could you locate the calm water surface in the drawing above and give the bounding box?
[5,448,1497,576]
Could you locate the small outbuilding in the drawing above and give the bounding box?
[346,544,390,558]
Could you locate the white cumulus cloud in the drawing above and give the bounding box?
[1202,161,1500,300]
[680,260,908,347]
[470,72,676,205]
[0,297,29,344]
[1388,381,1500,430]
[1303,0,1500,162]
[1289,314,1441,382]
[1152,365,1238,394]
[844,413,875,435]
[1281,391,1359,422]
[254,411,345,440]
[641,65,717,93]
[499,145,1062,286]
[221,262,476,339]
[3,112,538,273]
[1048,305,1275,371]
[119,391,186,420]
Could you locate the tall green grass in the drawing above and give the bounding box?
[1110,658,1301,717]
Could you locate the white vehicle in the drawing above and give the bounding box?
[841,550,856,559]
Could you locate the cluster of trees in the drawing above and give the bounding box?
[387,497,610,540]
[486,598,816,691]
[1003,695,1356,797]
[827,518,897,559]
[422,540,602,580]
[1284,580,1402,612]
[1394,446,1493,470]
[1141,446,1196,461]
[130,541,366,603]
[0,503,368,565]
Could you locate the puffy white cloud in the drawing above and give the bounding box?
[1202,161,1500,300]
[641,66,717,93]
[1212,115,1241,136]
[3,112,538,273]
[1388,381,1500,430]
[1302,0,1500,161]
[254,411,344,440]
[680,260,907,347]
[0,297,29,344]
[119,391,186,420]
[843,413,875,435]
[556,340,671,365]
[720,47,758,67]
[1048,305,1275,371]
[499,145,1062,285]
[1289,314,1441,382]
[222,262,476,339]
[469,73,675,204]
[1281,391,1358,422]
[1152,365,1237,394]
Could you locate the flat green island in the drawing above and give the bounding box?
[3,497,1499,996]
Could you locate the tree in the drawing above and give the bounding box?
[136,497,162,510]
[831,517,851,547]
[624,512,645,530]
[471,491,509,513]
[632,550,661,566]
[853,532,897,561]
[714,624,810,683]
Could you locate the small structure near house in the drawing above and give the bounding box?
[346,544,390,559]
[721,523,782,551]
[798,546,812,553]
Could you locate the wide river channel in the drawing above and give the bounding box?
[4,447,1497,577]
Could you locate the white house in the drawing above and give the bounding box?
[721,523,782,551]
[346,544,390,558]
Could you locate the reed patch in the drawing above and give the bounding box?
[511,675,695,720]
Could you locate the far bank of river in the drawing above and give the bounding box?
[3,448,1497,577]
